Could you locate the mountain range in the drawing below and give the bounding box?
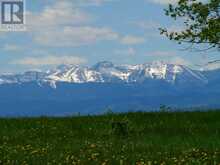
[0,61,209,87]
[0,61,219,116]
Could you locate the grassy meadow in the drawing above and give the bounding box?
[1,111,220,164]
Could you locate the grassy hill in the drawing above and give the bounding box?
[1,111,220,164]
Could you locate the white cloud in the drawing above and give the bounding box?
[26,1,120,47]
[11,56,87,66]
[34,26,119,47]
[120,35,145,45]
[3,44,22,52]
[27,1,91,29]
[115,47,136,56]
[74,0,116,6]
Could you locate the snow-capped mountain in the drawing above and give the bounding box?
[0,61,208,87]
[0,61,220,116]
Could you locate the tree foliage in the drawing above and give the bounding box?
[160,0,220,50]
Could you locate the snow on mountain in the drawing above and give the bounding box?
[0,61,209,87]
[48,66,104,83]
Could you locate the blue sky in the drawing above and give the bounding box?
[0,0,219,73]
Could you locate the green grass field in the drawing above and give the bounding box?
[1,111,220,164]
